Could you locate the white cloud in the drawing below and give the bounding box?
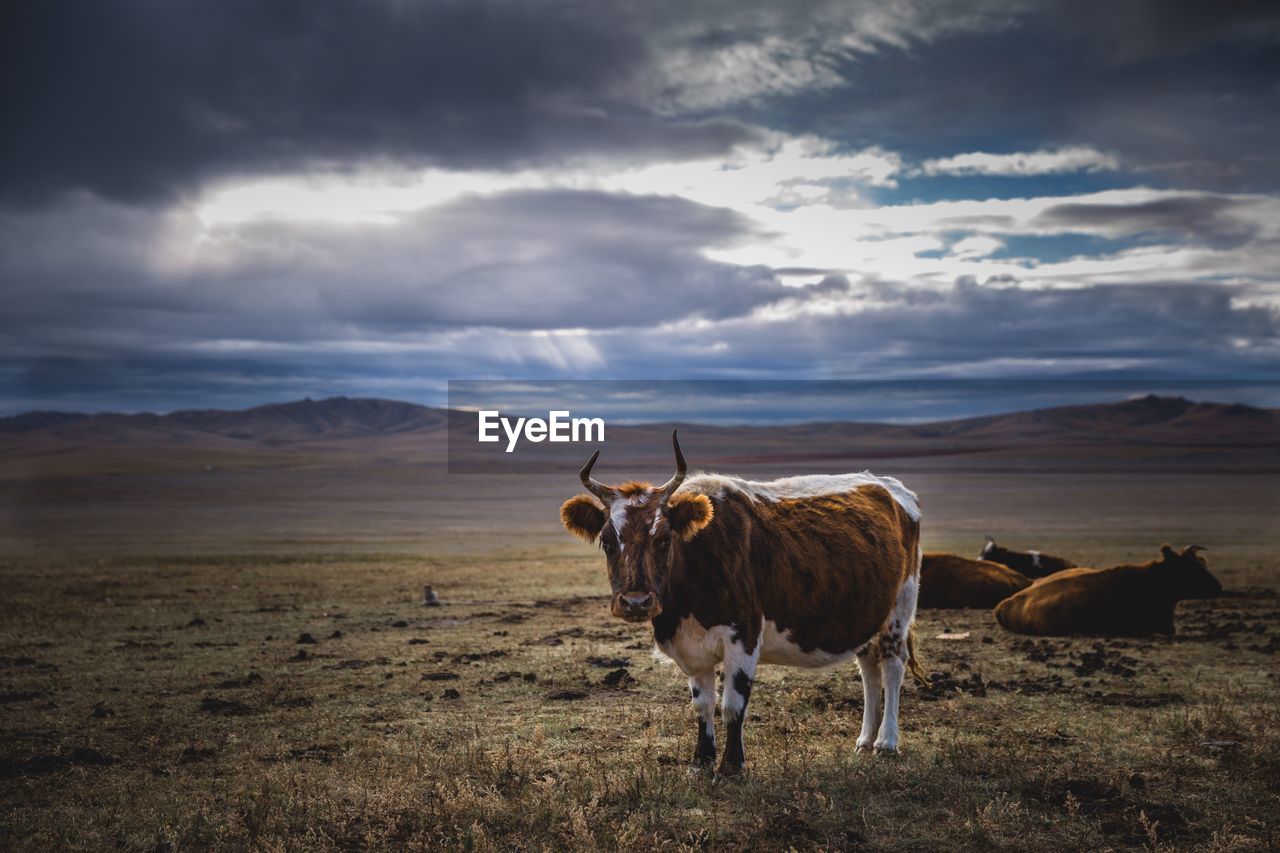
[704,186,1280,288]
[194,133,902,227]
[949,235,1004,259]
[624,1,1028,113]
[920,146,1121,176]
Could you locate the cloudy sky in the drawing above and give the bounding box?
[3,0,1279,415]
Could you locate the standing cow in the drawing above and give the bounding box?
[980,537,1076,578]
[559,431,927,774]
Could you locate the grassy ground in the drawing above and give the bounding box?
[1,539,1277,851]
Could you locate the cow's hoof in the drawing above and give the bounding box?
[855,739,874,754]
[714,763,745,782]
[873,741,899,756]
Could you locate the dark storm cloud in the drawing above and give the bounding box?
[5,0,1279,203]
[0,0,758,204]
[597,278,1280,380]
[0,190,788,343]
[1033,196,1261,248]
[1041,0,1280,63]
[4,275,1275,414]
[765,3,1280,190]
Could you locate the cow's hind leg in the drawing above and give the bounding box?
[875,571,920,754]
[717,635,759,776]
[688,670,717,769]
[855,643,883,753]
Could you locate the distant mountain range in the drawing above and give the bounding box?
[1,394,1277,450]
[0,397,448,445]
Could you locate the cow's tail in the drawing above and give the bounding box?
[906,540,930,688]
[906,627,931,688]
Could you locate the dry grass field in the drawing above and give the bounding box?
[1,407,1278,850]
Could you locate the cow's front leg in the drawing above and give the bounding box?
[717,634,759,776]
[855,645,883,753]
[688,670,717,768]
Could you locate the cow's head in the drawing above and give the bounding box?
[1158,544,1221,599]
[979,536,998,560]
[559,430,714,622]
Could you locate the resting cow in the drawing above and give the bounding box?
[993,545,1221,637]
[918,553,1031,609]
[560,431,927,773]
[980,537,1076,578]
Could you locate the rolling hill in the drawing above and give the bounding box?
[2,395,1277,453]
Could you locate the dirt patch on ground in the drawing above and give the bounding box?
[1084,691,1184,708]
[1028,776,1203,845]
[0,747,115,778]
[199,696,255,716]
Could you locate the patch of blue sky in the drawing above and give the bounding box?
[912,231,1148,264]
[985,233,1153,264]
[871,170,1140,206]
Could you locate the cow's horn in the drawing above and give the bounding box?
[579,449,613,501]
[1185,544,1207,554]
[657,429,687,500]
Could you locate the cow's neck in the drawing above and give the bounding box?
[650,495,760,648]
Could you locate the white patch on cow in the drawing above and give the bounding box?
[873,560,920,754]
[759,619,856,668]
[1029,550,1041,569]
[855,648,883,752]
[654,615,736,677]
[609,500,627,540]
[681,471,920,522]
[721,633,760,723]
[609,491,654,541]
[874,655,906,753]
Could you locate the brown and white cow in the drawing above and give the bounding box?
[918,553,1031,609]
[979,537,1076,578]
[993,545,1221,636]
[559,431,926,774]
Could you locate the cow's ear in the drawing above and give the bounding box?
[561,495,606,543]
[666,493,714,541]
[1160,543,1177,561]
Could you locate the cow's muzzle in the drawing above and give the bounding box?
[612,591,661,622]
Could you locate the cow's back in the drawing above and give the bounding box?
[994,566,1156,636]
[747,483,918,653]
[919,553,1030,609]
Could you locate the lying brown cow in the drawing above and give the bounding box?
[994,545,1221,636]
[919,553,1031,609]
[980,537,1075,578]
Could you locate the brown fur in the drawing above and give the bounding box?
[561,481,919,655]
[918,553,1031,609]
[650,484,920,658]
[560,495,605,543]
[994,545,1221,636]
[665,493,714,541]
